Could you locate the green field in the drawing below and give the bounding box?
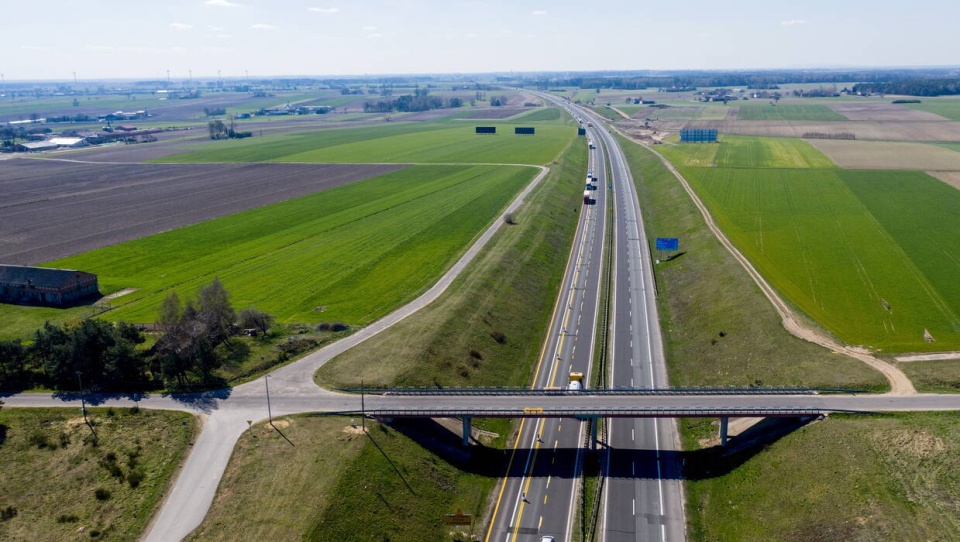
[685,413,960,541]
[45,165,535,326]
[658,135,836,169]
[737,103,848,121]
[0,407,197,541]
[681,166,960,351]
[904,98,960,121]
[621,137,883,389]
[154,122,574,165]
[508,107,565,122]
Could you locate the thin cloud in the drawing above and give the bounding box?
[205,0,241,7]
[170,23,194,30]
[531,10,547,16]
[367,33,383,39]
[251,23,278,30]
[308,7,338,13]
[781,19,808,26]
[207,25,225,31]
[216,34,233,39]
[361,25,378,31]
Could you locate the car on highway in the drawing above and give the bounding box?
[540,536,555,542]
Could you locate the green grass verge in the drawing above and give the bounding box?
[618,135,885,389]
[153,119,575,165]
[0,407,197,541]
[44,165,534,328]
[684,413,960,541]
[737,103,848,121]
[316,136,586,388]
[508,107,564,122]
[187,416,504,542]
[897,359,960,393]
[680,166,960,352]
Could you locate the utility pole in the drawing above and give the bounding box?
[265,373,273,425]
[76,371,88,424]
[361,380,365,432]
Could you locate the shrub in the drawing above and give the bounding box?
[28,431,53,449]
[490,331,506,344]
[94,488,111,501]
[58,432,70,448]
[469,349,483,360]
[57,514,80,523]
[127,470,144,489]
[0,506,17,521]
[316,322,349,333]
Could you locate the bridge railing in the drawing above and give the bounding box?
[339,386,863,396]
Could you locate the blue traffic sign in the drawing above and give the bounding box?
[656,238,679,251]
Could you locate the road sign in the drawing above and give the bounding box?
[523,407,544,414]
[444,508,473,525]
[656,238,679,251]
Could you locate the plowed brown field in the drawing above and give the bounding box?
[0,158,405,264]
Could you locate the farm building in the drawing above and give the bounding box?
[14,141,58,152]
[47,137,89,148]
[0,265,100,307]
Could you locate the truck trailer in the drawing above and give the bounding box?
[583,190,591,204]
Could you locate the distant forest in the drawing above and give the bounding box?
[520,68,960,96]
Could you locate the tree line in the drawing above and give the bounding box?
[363,88,463,113]
[0,279,273,391]
[851,79,960,97]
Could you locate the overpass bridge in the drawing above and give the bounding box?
[339,387,867,446]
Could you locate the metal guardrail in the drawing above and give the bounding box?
[348,407,845,419]
[340,386,863,396]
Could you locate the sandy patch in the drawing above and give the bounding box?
[871,428,945,458]
[927,171,960,191]
[895,351,960,362]
[266,420,290,429]
[98,288,139,302]
[342,424,366,434]
[808,140,960,170]
[827,102,948,122]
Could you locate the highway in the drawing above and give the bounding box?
[594,107,686,541]
[484,122,607,541]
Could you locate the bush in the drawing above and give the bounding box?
[316,322,349,333]
[0,506,17,521]
[504,212,517,225]
[127,470,144,489]
[94,488,111,501]
[57,514,79,523]
[28,431,54,449]
[469,349,483,360]
[490,331,506,344]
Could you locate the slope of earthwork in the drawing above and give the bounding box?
[0,158,405,264]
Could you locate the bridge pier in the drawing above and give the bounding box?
[719,417,729,447]
[462,416,471,447]
[590,418,599,450]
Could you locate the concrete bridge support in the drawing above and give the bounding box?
[462,416,471,447]
[719,416,729,447]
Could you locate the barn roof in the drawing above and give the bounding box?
[0,265,97,290]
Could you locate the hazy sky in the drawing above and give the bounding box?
[4,0,958,81]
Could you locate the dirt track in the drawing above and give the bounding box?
[0,158,405,265]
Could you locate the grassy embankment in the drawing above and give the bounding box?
[657,135,960,353]
[683,412,960,541]
[191,132,588,540]
[0,407,197,541]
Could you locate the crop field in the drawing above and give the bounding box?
[155,121,574,165]
[657,135,835,169]
[0,158,403,265]
[810,139,960,170]
[928,171,960,191]
[903,98,960,121]
[691,118,960,142]
[509,107,564,122]
[680,166,960,351]
[46,165,535,326]
[736,103,848,121]
[827,101,948,122]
